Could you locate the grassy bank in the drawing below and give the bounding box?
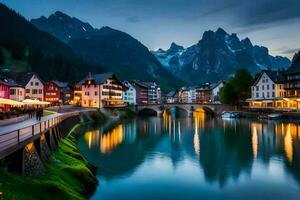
[0,123,97,200]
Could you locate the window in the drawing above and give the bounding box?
[30,82,33,86]
[256,93,259,98]
[267,85,269,90]
[10,89,16,95]
[256,86,259,91]
[267,92,269,98]
[95,91,98,96]
[262,85,264,90]
[39,89,42,94]
[266,79,268,83]
[35,82,39,86]
[32,89,38,94]
[26,89,30,93]
[272,92,275,97]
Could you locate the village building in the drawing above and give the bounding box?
[73,84,82,106]
[194,81,224,104]
[131,80,148,104]
[284,53,300,109]
[19,72,44,101]
[8,79,25,102]
[122,81,136,105]
[247,70,286,109]
[0,75,10,111]
[178,87,195,103]
[78,72,126,108]
[143,82,161,104]
[44,81,73,105]
[165,91,177,103]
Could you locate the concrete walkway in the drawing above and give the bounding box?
[0,113,61,135]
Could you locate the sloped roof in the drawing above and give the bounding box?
[131,80,149,89]
[14,72,45,86]
[253,70,285,86]
[77,72,114,85]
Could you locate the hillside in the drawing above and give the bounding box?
[31,12,185,91]
[0,3,105,84]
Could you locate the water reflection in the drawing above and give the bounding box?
[78,111,300,199]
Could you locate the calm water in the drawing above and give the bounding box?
[77,111,300,200]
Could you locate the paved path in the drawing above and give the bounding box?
[0,113,61,135]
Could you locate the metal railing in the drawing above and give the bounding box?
[0,112,79,157]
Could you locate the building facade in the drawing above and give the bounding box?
[247,70,286,108]
[44,81,60,105]
[0,76,10,111]
[78,73,126,108]
[131,81,148,105]
[45,81,73,105]
[20,73,44,101]
[123,81,136,105]
[8,78,25,102]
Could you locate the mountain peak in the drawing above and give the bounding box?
[31,11,95,43]
[216,27,227,36]
[53,11,69,18]
[168,42,184,52]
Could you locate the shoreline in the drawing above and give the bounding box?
[0,109,136,200]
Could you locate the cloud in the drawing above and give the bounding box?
[126,16,142,23]
[235,0,300,28]
[277,47,300,55]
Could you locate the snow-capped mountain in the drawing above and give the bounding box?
[152,28,291,84]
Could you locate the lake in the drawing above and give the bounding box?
[77,111,300,200]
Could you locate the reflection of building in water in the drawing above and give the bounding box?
[100,125,123,153]
[122,120,137,143]
[250,121,300,165]
[84,125,124,153]
[193,110,205,157]
[84,130,100,149]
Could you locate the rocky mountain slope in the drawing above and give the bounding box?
[152,28,291,84]
[31,12,184,91]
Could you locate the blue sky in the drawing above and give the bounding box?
[1,0,300,58]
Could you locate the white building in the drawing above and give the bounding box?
[247,70,285,108]
[78,73,126,108]
[123,81,136,105]
[210,81,224,103]
[9,79,25,101]
[20,73,44,101]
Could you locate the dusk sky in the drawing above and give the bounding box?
[2,0,300,58]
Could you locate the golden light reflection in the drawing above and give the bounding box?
[194,131,200,157]
[84,130,100,149]
[284,124,293,164]
[100,125,123,153]
[252,126,258,159]
[250,122,262,159]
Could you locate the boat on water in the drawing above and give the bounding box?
[258,113,283,120]
[221,111,239,119]
[267,113,283,120]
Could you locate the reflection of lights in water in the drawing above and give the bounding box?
[252,126,258,159]
[284,124,293,164]
[178,121,181,143]
[101,125,123,153]
[194,132,200,157]
[193,110,204,157]
[84,130,100,150]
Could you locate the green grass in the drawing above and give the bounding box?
[0,124,97,200]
